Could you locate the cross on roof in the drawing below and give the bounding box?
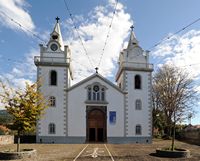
[55,16,60,23]
[95,67,99,74]
[130,25,134,31]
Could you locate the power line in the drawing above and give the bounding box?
[0,10,46,44]
[97,0,119,68]
[148,17,200,51]
[63,0,94,69]
[179,63,200,68]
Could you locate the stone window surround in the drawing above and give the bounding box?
[49,96,56,107]
[48,123,56,134]
[135,99,142,110]
[135,124,142,135]
[85,82,108,102]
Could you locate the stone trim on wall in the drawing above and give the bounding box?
[147,72,152,136]
[124,71,128,136]
[64,67,68,136]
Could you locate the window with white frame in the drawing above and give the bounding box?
[135,125,142,135]
[87,84,106,101]
[49,123,56,134]
[49,96,56,107]
[135,99,142,110]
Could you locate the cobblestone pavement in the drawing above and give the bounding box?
[0,139,200,161]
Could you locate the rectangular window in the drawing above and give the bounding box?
[109,111,116,124]
[136,125,141,135]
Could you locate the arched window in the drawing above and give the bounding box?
[135,75,141,89]
[49,123,56,134]
[101,88,105,101]
[135,125,142,135]
[135,99,142,110]
[49,96,56,107]
[50,70,57,86]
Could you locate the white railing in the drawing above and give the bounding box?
[120,61,153,70]
[34,56,70,64]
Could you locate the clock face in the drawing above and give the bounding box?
[50,43,58,51]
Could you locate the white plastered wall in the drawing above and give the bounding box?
[38,66,67,136]
[68,76,124,137]
[126,71,151,137]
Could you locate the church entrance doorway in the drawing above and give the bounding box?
[86,106,107,142]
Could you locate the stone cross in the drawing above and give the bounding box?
[56,16,60,23]
[130,25,134,31]
[95,67,99,74]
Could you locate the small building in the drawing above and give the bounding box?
[34,19,153,144]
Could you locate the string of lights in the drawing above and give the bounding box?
[148,17,200,51]
[63,0,94,69]
[97,0,119,68]
[0,10,46,44]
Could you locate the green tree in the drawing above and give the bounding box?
[153,65,198,150]
[0,81,48,152]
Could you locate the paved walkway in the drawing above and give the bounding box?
[0,140,200,161]
[73,144,114,161]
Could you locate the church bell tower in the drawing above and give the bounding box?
[116,26,153,142]
[34,17,73,142]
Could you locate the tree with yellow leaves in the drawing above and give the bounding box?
[0,81,48,152]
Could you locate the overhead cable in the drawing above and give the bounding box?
[97,0,119,68]
[148,17,200,51]
[0,10,46,44]
[63,0,94,69]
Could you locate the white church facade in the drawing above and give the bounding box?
[34,18,153,144]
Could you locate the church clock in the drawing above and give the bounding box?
[50,43,58,51]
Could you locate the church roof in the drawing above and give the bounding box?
[67,73,125,94]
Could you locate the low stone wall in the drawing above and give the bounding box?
[0,135,14,145]
[0,149,37,160]
[182,129,200,145]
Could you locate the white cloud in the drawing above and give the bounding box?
[152,30,200,124]
[152,30,200,79]
[0,0,35,33]
[0,0,133,87]
[63,0,132,83]
[0,49,37,89]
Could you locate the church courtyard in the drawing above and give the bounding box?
[0,139,199,161]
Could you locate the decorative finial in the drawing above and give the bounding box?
[130,25,134,31]
[95,67,99,74]
[55,16,60,23]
